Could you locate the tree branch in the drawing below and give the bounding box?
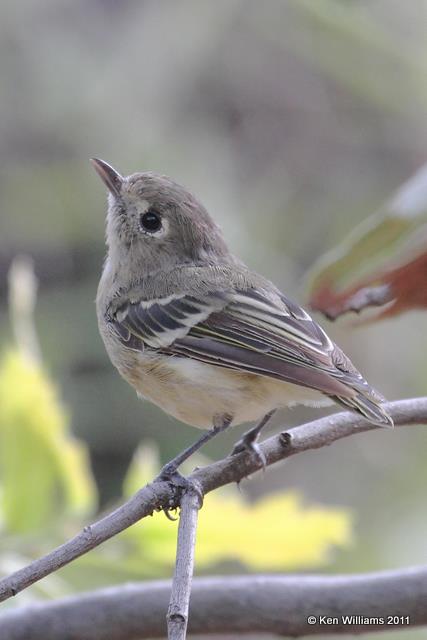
[167,485,201,640]
[2,567,427,639]
[0,397,426,604]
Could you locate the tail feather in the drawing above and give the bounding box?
[333,393,394,428]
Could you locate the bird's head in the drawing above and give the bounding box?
[91,158,230,281]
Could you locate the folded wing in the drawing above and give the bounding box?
[109,287,392,426]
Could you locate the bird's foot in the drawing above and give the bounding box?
[152,416,234,517]
[231,428,267,470]
[154,463,204,518]
[230,410,276,471]
[156,460,184,482]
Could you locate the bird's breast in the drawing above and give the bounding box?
[110,345,328,429]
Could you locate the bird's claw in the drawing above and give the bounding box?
[154,465,204,516]
[231,434,267,470]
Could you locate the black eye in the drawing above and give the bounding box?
[140,209,162,233]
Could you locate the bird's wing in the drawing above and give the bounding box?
[109,287,392,425]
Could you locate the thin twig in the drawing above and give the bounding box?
[167,484,202,640]
[2,567,427,639]
[0,397,426,604]
[324,284,393,320]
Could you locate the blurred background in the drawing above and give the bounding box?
[1,1,427,637]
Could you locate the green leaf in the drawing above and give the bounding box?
[0,350,96,533]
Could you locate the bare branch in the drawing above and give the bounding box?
[2,567,427,639]
[167,485,202,640]
[0,397,426,604]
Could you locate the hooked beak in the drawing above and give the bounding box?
[90,158,123,197]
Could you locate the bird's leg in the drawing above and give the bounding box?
[157,413,233,485]
[231,410,276,469]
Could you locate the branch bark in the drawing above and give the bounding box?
[2,567,427,639]
[0,397,426,605]
[167,485,201,640]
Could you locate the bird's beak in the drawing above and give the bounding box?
[90,158,123,197]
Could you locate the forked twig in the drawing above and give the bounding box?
[0,398,426,606]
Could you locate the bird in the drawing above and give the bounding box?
[91,158,393,480]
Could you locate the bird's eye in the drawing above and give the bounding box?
[140,209,162,233]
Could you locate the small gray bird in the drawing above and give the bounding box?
[92,158,392,477]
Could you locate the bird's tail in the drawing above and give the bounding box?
[333,392,394,428]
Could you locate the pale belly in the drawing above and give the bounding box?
[116,350,331,429]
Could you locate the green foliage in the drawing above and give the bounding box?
[123,445,352,572]
[0,350,95,533]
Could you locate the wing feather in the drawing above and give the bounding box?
[107,286,392,424]
[110,288,355,391]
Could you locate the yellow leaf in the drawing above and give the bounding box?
[123,445,352,571]
[196,491,352,570]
